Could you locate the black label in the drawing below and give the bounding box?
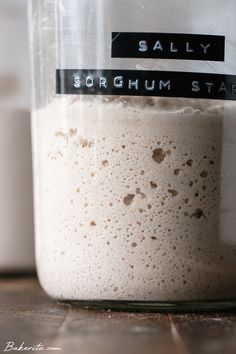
[111,32,225,61]
[56,69,236,101]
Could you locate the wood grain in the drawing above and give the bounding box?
[0,277,235,354]
[170,313,236,354]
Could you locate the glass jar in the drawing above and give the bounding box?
[29,0,236,311]
[0,0,34,273]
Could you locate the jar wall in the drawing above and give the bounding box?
[30,0,236,301]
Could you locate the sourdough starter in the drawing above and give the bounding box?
[33,96,236,301]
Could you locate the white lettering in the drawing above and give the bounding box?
[206,82,214,93]
[73,76,81,88]
[139,40,148,52]
[201,43,211,54]
[145,80,155,91]
[99,77,108,88]
[114,76,124,88]
[170,42,178,53]
[192,81,200,92]
[219,82,227,93]
[86,76,94,87]
[153,40,163,51]
[3,341,60,352]
[232,84,236,94]
[3,342,14,352]
[186,42,194,53]
[128,79,139,90]
[18,342,26,351]
[159,80,171,90]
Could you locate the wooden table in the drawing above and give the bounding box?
[0,277,236,354]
